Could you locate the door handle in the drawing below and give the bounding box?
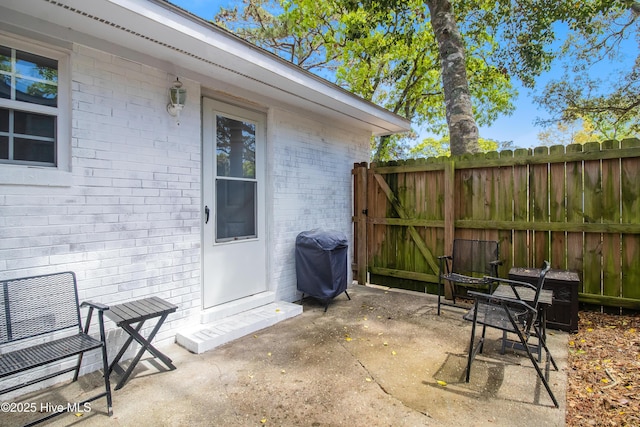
[204,205,210,224]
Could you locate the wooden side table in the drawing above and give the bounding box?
[105,296,178,390]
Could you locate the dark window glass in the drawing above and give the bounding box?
[14,137,54,164]
[0,135,8,159]
[0,46,10,67]
[14,111,55,138]
[216,180,256,241]
[0,108,8,132]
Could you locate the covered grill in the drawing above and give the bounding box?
[295,229,350,310]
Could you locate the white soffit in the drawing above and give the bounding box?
[0,0,411,136]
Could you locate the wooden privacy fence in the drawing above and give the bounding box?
[352,138,640,310]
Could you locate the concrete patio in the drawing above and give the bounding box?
[6,285,567,427]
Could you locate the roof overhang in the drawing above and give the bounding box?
[0,0,411,136]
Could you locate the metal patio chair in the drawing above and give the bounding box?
[437,239,501,315]
[463,261,559,407]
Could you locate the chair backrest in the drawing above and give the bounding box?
[517,261,551,335]
[0,272,82,344]
[451,239,499,277]
[529,261,551,312]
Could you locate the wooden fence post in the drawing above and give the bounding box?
[353,162,368,285]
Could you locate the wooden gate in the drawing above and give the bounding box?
[352,139,640,310]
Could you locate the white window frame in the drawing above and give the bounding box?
[0,33,71,186]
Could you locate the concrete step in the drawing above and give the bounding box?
[176,301,303,354]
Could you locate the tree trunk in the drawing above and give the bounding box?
[427,0,479,155]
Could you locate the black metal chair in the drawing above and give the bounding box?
[463,261,559,407]
[437,239,501,315]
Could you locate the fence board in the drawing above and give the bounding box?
[583,141,603,296]
[601,140,622,300]
[621,139,640,301]
[512,149,530,268]
[565,144,584,287]
[531,147,550,266]
[549,145,566,269]
[496,150,514,275]
[354,139,640,309]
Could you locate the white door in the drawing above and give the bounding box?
[202,98,267,309]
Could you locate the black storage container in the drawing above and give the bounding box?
[295,229,350,309]
[509,267,580,332]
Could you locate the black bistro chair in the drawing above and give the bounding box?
[463,261,559,407]
[437,239,501,315]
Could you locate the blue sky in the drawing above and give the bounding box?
[169,0,629,149]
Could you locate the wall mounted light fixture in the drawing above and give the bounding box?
[167,77,187,123]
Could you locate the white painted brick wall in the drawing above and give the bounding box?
[0,44,202,381]
[267,108,370,302]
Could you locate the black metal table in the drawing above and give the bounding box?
[492,284,553,360]
[105,296,178,390]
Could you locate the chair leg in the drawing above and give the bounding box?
[437,277,442,315]
[74,306,95,382]
[465,322,476,382]
[512,322,559,407]
[102,342,114,416]
[535,324,558,371]
[466,303,482,383]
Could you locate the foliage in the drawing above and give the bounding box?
[532,2,639,142]
[214,0,336,72]
[407,136,513,159]
[537,120,598,146]
[214,0,639,157]
[216,0,516,158]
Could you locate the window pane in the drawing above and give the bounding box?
[14,137,54,164]
[0,46,9,100]
[216,180,256,241]
[0,108,8,132]
[216,116,256,178]
[15,50,58,82]
[15,77,57,107]
[0,136,7,160]
[0,46,9,67]
[14,111,55,137]
[12,49,57,107]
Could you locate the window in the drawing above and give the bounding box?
[215,115,258,242]
[0,35,70,184]
[0,44,59,166]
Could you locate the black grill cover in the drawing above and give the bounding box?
[295,229,348,301]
